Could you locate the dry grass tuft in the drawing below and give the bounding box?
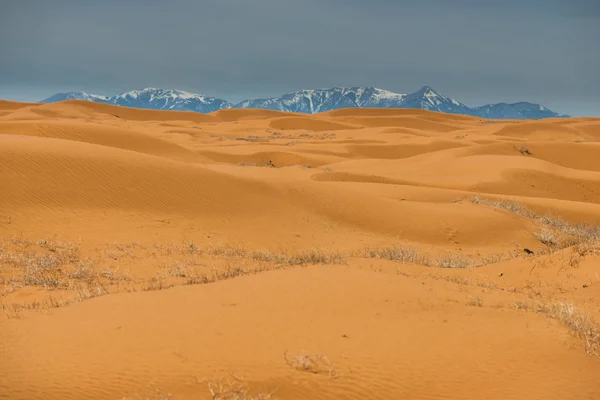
[237,161,273,168]
[249,248,346,266]
[1,296,69,318]
[208,374,275,400]
[360,246,521,269]
[359,246,428,264]
[213,264,247,280]
[430,274,499,290]
[235,136,270,143]
[435,253,476,269]
[0,238,136,316]
[533,228,560,247]
[1,238,83,289]
[516,300,600,357]
[513,301,529,310]
[470,196,600,248]
[204,246,346,266]
[68,260,96,281]
[536,301,599,357]
[285,249,345,265]
[284,350,337,379]
[573,241,600,256]
[467,297,484,307]
[471,196,537,219]
[1,238,352,315]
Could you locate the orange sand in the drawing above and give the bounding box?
[0,101,599,399]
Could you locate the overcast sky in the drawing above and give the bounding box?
[1,0,599,115]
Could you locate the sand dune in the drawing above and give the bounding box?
[0,120,200,162]
[212,108,300,122]
[268,116,359,131]
[1,100,599,399]
[0,100,39,111]
[3,265,599,400]
[490,120,592,141]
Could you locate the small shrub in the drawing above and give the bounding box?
[533,228,559,247]
[519,147,532,155]
[514,302,529,310]
[467,297,484,307]
[536,301,599,357]
[68,260,95,281]
[471,196,600,248]
[208,377,274,400]
[360,246,429,265]
[435,253,474,269]
[470,196,536,219]
[284,350,337,378]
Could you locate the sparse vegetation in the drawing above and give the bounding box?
[235,136,270,143]
[513,301,529,310]
[533,228,559,247]
[199,246,346,266]
[470,196,537,218]
[467,297,484,307]
[234,131,335,144]
[3,233,598,328]
[207,374,275,400]
[0,238,110,293]
[0,238,350,315]
[237,161,274,168]
[429,273,499,290]
[470,196,600,248]
[573,241,600,256]
[359,246,520,268]
[435,253,477,269]
[4,75,600,400]
[359,246,427,264]
[2,236,540,317]
[284,350,337,378]
[516,301,600,358]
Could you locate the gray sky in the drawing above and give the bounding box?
[1,0,599,115]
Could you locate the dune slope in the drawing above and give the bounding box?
[0,101,599,399]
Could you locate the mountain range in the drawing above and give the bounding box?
[41,86,568,119]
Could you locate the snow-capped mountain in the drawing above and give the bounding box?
[235,87,408,113]
[235,86,565,119]
[108,88,232,113]
[40,87,567,119]
[399,86,471,115]
[41,92,110,103]
[42,88,232,114]
[471,102,569,120]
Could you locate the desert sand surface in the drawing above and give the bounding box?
[1,100,599,399]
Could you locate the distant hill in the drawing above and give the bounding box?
[41,86,568,119]
[42,88,231,114]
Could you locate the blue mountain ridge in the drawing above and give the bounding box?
[41,86,568,119]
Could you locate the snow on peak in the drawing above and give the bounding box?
[38,88,232,113]
[370,87,407,100]
[43,91,110,102]
[39,86,564,119]
[107,88,225,107]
